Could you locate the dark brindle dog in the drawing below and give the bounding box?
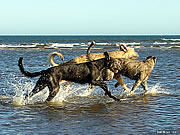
[18,52,121,102]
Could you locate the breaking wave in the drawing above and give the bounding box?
[1,41,180,50]
[162,38,180,41]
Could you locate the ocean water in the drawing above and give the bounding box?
[0,35,180,134]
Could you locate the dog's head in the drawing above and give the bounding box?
[104,52,120,73]
[145,56,156,67]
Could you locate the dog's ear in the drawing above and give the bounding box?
[153,57,156,63]
[145,56,156,64]
[104,52,110,61]
[146,56,153,60]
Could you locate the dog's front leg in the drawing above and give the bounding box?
[130,79,142,95]
[114,74,130,93]
[91,81,120,101]
[141,78,148,94]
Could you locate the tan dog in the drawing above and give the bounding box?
[114,56,156,94]
[49,41,139,92]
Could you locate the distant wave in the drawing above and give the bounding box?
[0,41,180,49]
[0,44,37,48]
[153,42,167,45]
[0,43,75,49]
[162,38,180,41]
[46,43,74,49]
[121,42,142,45]
[169,42,180,45]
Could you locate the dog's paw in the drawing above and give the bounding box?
[126,91,135,96]
[124,88,131,94]
[104,91,120,101]
[120,93,128,99]
[143,91,149,96]
[114,97,120,101]
[104,91,109,96]
[115,82,120,88]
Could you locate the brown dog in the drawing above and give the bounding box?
[113,56,156,94]
[49,41,139,92]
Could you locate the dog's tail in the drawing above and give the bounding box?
[87,41,96,62]
[49,52,64,66]
[119,44,128,52]
[18,57,44,77]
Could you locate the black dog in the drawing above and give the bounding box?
[18,52,120,102]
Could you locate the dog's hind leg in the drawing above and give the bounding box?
[27,76,48,99]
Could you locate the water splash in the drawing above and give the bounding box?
[120,83,170,102]
[7,76,37,106]
[77,86,95,97]
[50,84,93,103]
[4,75,95,106]
[3,75,171,106]
[145,83,170,95]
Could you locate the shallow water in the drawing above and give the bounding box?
[0,36,180,134]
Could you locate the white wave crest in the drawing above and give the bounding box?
[121,42,141,45]
[46,43,74,48]
[162,38,180,41]
[0,44,37,48]
[0,43,75,49]
[153,42,167,45]
[169,42,180,45]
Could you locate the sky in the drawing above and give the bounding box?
[0,0,180,35]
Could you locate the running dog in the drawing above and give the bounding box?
[113,56,156,94]
[18,52,121,102]
[49,41,139,92]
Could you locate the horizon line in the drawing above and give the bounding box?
[0,34,180,36]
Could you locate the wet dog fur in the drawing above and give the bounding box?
[18,52,121,102]
[113,56,156,94]
[49,41,139,92]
